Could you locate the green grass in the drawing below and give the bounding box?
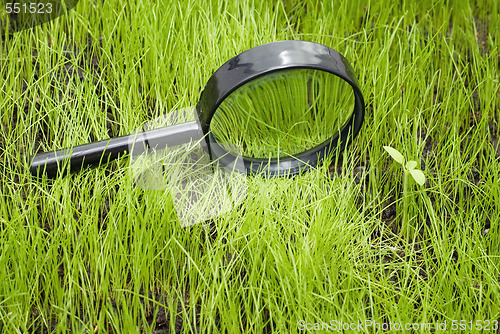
[1,0,499,332]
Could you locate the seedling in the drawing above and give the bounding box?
[383,146,426,237]
[383,146,425,186]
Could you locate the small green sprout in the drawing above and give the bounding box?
[383,145,426,238]
[383,146,425,186]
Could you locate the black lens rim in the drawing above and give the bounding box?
[196,40,365,176]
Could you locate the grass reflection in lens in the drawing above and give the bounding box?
[210,69,355,159]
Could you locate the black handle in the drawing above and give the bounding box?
[30,121,203,177]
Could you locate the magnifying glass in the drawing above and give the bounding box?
[30,40,365,178]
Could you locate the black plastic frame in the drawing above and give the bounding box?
[196,40,365,176]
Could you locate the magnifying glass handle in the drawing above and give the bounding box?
[30,121,202,178]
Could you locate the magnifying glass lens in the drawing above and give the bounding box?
[210,69,355,159]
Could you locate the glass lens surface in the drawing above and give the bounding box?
[210,69,355,159]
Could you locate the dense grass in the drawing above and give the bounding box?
[1,0,499,332]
